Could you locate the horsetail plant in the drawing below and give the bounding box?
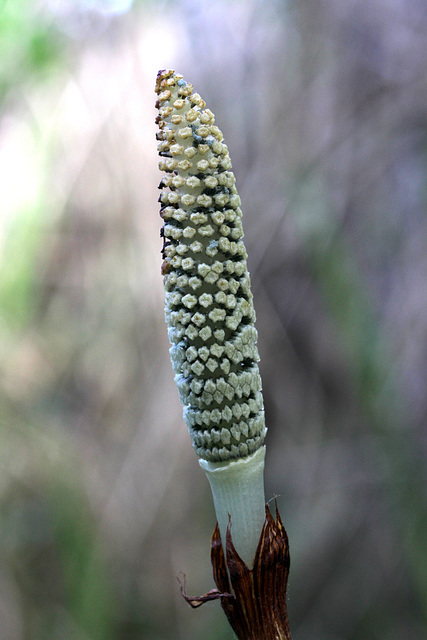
[155,69,292,640]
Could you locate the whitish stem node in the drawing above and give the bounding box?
[199,445,266,566]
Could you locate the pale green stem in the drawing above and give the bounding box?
[199,446,266,567]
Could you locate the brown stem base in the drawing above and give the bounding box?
[179,503,292,640]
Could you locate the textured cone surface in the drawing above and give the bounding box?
[155,69,266,462]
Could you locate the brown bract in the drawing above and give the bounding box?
[180,504,292,640]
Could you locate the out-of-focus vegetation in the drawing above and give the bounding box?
[1,1,427,639]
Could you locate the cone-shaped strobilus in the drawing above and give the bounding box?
[155,69,292,640]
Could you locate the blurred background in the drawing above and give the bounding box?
[1,0,427,638]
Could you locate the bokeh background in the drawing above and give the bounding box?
[1,0,427,638]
